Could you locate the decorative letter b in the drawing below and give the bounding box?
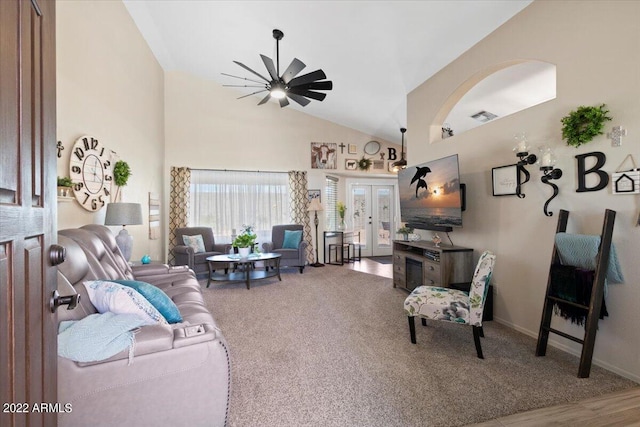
[575,151,608,192]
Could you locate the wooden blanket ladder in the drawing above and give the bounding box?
[535,209,616,378]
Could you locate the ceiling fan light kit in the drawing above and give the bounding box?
[224,29,333,108]
[392,128,408,172]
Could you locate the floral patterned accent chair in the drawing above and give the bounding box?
[403,251,496,359]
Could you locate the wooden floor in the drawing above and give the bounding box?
[348,256,640,426]
[469,387,640,426]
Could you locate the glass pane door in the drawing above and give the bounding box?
[349,184,394,257]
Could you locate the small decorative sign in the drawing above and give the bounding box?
[345,159,357,170]
[611,154,639,194]
[612,172,639,193]
[348,144,357,154]
[492,164,519,196]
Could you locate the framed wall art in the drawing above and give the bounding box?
[311,142,337,169]
[492,164,519,196]
[148,192,160,240]
[348,144,357,154]
[345,159,357,170]
[308,189,321,203]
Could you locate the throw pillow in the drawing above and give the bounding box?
[83,280,168,326]
[112,280,183,324]
[182,234,206,254]
[282,229,303,249]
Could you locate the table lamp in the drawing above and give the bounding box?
[307,198,324,267]
[105,202,143,262]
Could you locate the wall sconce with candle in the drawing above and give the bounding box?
[513,132,537,198]
[539,147,562,216]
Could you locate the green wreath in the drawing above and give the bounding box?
[357,156,372,170]
[561,104,612,148]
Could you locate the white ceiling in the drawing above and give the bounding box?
[123,0,533,144]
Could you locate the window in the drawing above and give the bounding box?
[325,176,338,231]
[189,170,290,243]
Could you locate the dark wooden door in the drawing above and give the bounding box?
[0,0,57,425]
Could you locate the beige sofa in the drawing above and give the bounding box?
[56,225,230,426]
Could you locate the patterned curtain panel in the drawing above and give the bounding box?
[168,167,191,264]
[288,171,314,264]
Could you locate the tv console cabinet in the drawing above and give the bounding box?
[393,240,474,291]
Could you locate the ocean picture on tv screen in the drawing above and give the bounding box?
[398,154,462,230]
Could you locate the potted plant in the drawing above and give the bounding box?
[336,202,347,230]
[57,176,73,197]
[232,225,257,257]
[112,160,131,201]
[397,225,414,241]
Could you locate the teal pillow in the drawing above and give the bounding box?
[112,280,183,324]
[282,229,303,249]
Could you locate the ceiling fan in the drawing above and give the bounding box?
[223,29,333,108]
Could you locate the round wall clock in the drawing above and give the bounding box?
[364,140,381,155]
[69,135,113,211]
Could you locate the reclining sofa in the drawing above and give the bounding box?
[55,225,230,426]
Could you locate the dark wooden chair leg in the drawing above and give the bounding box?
[408,316,416,344]
[479,326,484,337]
[421,318,427,327]
[473,326,484,359]
[299,266,304,274]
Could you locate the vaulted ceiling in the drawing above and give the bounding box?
[123,0,533,144]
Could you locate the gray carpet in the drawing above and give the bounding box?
[201,266,636,427]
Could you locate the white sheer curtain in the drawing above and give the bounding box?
[189,169,291,244]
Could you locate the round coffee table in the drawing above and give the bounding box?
[206,253,282,289]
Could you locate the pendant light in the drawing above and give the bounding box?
[392,128,407,172]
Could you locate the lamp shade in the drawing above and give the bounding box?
[308,198,324,212]
[105,203,143,226]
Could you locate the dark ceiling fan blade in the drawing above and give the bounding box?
[278,97,290,108]
[260,54,279,81]
[257,93,271,105]
[223,84,266,88]
[287,87,327,101]
[233,60,270,82]
[287,69,327,88]
[291,80,333,91]
[281,58,306,84]
[221,72,265,85]
[237,89,268,100]
[286,92,311,107]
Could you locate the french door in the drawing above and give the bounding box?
[348,183,395,257]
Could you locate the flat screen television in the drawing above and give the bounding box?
[398,154,463,232]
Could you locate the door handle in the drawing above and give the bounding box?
[49,244,66,266]
[50,290,80,313]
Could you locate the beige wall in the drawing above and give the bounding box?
[56,0,165,261]
[408,0,639,381]
[164,70,399,250]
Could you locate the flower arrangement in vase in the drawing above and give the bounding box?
[336,202,347,230]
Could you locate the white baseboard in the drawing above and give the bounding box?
[492,316,640,384]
